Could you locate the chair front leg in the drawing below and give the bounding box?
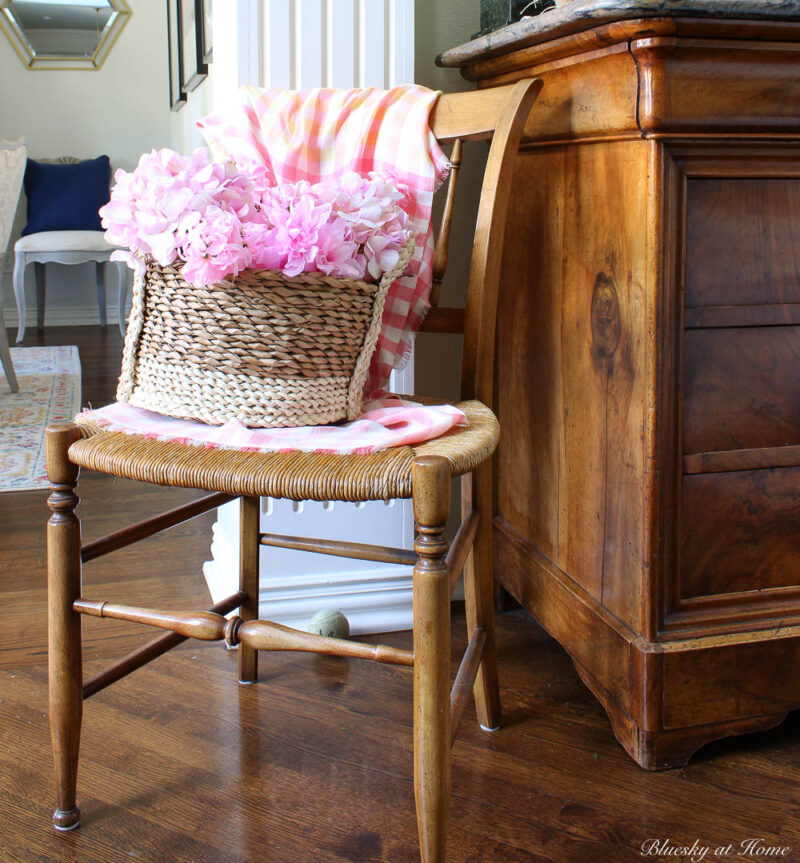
[412,455,451,863]
[462,465,502,730]
[46,423,84,831]
[238,495,259,683]
[94,262,107,328]
[117,263,129,335]
[13,254,26,343]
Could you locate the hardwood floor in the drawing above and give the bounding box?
[2,326,799,862]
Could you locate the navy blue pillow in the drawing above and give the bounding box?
[22,155,111,236]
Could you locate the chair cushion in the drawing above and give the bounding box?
[22,155,111,236]
[15,230,113,253]
[70,398,500,501]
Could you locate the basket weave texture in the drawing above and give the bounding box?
[116,239,414,428]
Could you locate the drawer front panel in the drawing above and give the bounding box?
[681,468,800,600]
[686,177,800,309]
[683,326,800,454]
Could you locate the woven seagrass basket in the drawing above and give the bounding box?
[116,239,414,428]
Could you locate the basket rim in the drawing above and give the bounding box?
[144,258,382,295]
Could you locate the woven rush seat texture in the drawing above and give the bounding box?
[71,398,499,501]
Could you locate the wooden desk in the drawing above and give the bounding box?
[439,0,800,769]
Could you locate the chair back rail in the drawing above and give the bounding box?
[424,79,542,405]
[429,82,537,144]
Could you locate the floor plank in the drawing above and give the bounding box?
[1,326,799,862]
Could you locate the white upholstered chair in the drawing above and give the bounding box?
[12,157,130,343]
[13,230,129,342]
[0,138,24,392]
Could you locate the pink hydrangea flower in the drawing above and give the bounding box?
[315,219,363,280]
[181,204,247,285]
[101,149,411,288]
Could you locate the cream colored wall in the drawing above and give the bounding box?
[0,0,173,324]
[414,0,483,402]
[415,0,480,94]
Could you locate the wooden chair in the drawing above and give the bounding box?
[44,78,541,863]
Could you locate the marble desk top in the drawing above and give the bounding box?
[437,0,800,67]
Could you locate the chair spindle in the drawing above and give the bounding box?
[430,137,462,308]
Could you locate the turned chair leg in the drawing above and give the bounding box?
[462,465,502,730]
[238,496,259,683]
[46,423,84,831]
[412,455,451,863]
[94,262,107,328]
[13,254,27,343]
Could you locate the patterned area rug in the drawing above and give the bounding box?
[0,346,81,492]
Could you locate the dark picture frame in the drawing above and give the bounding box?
[199,0,212,65]
[167,0,186,111]
[178,0,208,93]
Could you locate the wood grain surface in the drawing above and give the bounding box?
[681,468,800,598]
[633,38,800,137]
[686,178,800,309]
[495,141,655,636]
[6,327,800,861]
[683,327,800,454]
[442,14,800,773]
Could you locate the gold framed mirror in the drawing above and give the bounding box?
[0,0,131,70]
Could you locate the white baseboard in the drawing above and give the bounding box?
[203,522,414,635]
[3,305,121,328]
[202,559,414,636]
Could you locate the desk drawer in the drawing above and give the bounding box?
[681,468,800,600]
[683,326,800,454]
[686,177,800,309]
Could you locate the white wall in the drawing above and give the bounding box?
[170,82,216,157]
[1,0,173,325]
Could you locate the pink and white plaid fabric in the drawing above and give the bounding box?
[77,399,467,456]
[197,85,450,395]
